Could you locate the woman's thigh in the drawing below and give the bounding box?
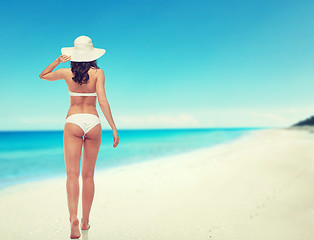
[63,123,84,176]
[82,124,102,178]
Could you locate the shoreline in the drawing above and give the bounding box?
[0,128,253,194]
[0,127,313,239]
[0,127,258,192]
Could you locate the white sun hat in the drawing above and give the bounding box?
[61,35,106,62]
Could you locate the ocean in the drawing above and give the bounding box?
[0,128,260,190]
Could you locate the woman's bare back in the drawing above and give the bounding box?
[64,67,100,118]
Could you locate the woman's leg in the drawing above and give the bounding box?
[63,123,84,238]
[81,124,102,229]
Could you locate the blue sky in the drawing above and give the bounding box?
[1,0,314,130]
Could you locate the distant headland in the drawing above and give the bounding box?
[293,116,314,127]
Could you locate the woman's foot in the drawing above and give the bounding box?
[70,216,81,239]
[80,218,90,230]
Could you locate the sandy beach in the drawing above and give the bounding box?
[0,128,314,239]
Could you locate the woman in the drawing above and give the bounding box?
[39,35,119,239]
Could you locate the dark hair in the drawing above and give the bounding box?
[70,60,100,85]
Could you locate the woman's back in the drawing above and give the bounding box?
[64,67,100,118]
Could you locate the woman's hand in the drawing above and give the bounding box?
[113,129,119,148]
[57,54,71,63]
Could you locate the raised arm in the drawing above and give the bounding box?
[39,55,71,81]
[96,69,119,148]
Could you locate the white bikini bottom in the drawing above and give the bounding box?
[65,113,101,137]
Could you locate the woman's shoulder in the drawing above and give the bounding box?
[92,67,103,71]
[92,68,104,78]
[95,68,104,74]
[63,68,72,73]
[62,68,72,76]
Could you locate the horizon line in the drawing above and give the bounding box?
[0,126,279,132]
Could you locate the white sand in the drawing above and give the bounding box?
[0,128,314,239]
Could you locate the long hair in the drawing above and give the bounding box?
[70,60,100,85]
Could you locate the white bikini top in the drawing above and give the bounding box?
[69,91,97,97]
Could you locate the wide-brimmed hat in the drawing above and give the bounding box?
[61,35,106,62]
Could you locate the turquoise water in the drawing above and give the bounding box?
[0,128,260,189]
